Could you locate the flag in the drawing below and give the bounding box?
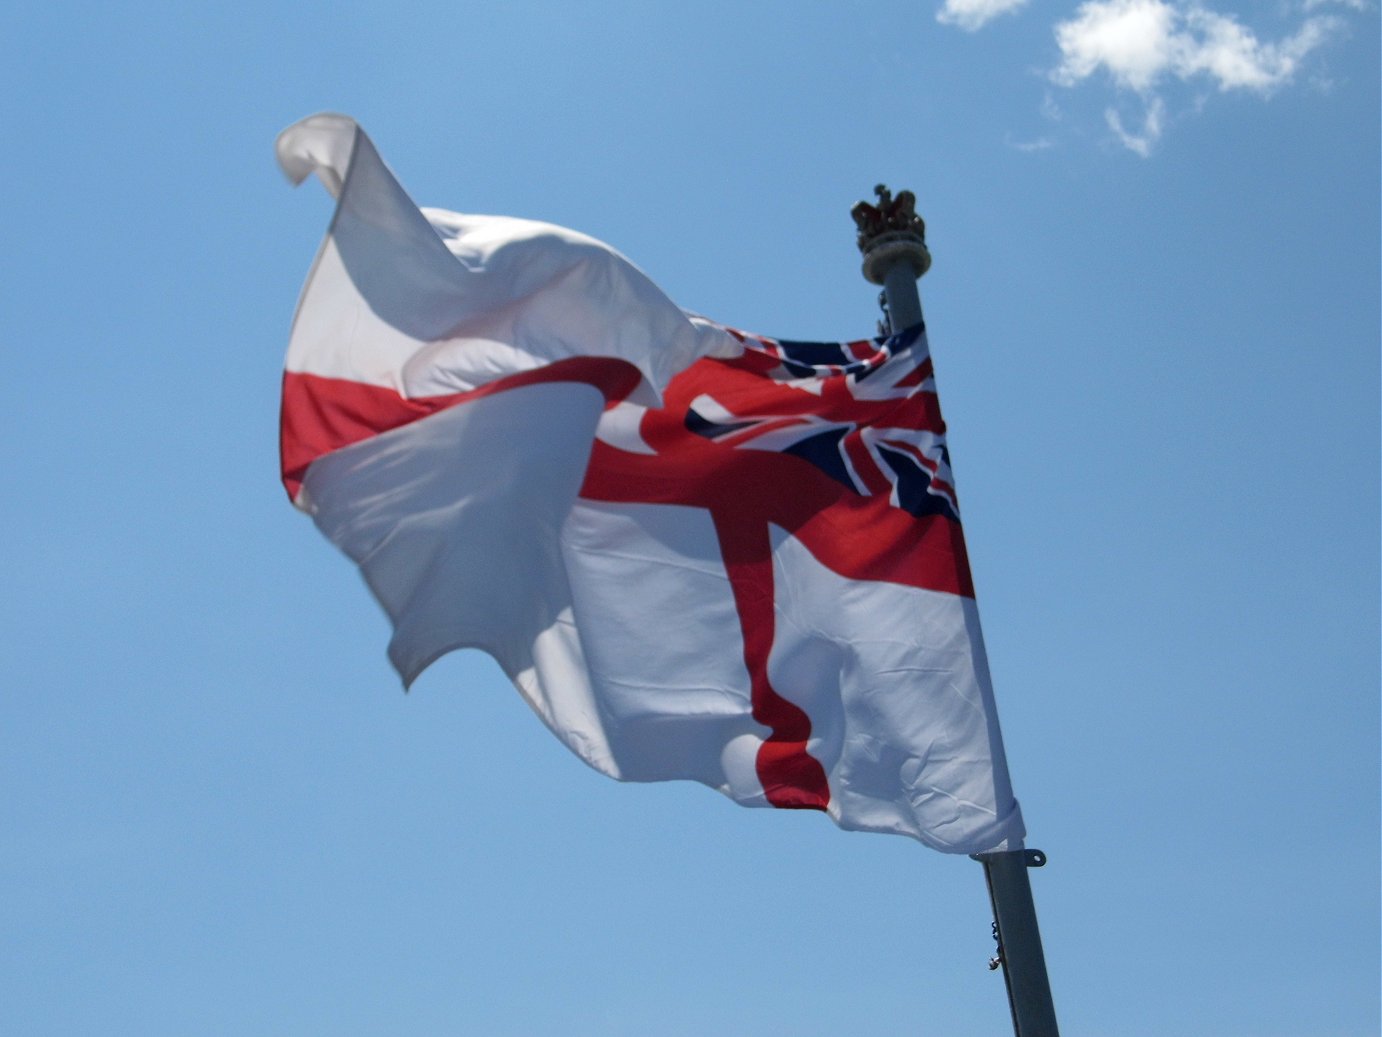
[277,113,1025,854]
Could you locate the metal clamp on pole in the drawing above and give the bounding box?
[852,185,1060,1037]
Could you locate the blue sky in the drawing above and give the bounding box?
[3,2,1378,1035]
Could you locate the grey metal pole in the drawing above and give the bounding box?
[975,849,1060,1037]
[850,186,1060,1037]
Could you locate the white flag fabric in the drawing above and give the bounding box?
[277,113,1025,853]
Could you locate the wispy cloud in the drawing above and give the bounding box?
[937,0,1029,31]
[1105,96,1165,155]
[1005,133,1057,152]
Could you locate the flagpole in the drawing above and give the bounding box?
[851,186,1060,1037]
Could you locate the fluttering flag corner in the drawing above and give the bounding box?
[276,112,1025,855]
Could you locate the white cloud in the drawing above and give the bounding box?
[1054,0,1180,90]
[937,0,1029,31]
[1052,0,1341,94]
[1047,0,1343,153]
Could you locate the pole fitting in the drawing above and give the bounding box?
[850,184,931,285]
[971,848,1048,868]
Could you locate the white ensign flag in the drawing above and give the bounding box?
[278,113,1025,854]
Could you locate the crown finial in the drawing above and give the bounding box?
[850,184,931,285]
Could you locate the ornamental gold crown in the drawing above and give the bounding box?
[850,184,926,254]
